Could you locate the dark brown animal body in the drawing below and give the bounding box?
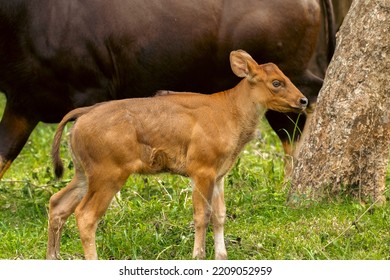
[0,0,334,177]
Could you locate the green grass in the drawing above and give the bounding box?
[0,94,389,260]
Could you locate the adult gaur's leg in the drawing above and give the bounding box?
[0,103,38,178]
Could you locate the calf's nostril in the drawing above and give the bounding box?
[300,97,308,107]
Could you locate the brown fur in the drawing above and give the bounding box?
[47,50,307,260]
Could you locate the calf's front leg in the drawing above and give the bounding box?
[211,177,227,260]
[191,174,215,259]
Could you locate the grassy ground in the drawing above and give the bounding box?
[0,95,389,260]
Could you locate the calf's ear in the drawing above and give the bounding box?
[230,50,258,79]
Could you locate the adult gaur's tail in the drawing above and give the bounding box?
[323,0,336,63]
[52,105,97,178]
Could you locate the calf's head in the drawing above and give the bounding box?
[230,50,308,113]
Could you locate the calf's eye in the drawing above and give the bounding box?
[272,80,281,88]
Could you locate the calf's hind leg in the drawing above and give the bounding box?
[47,169,88,259]
[75,169,128,260]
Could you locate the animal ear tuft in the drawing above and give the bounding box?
[230,50,258,79]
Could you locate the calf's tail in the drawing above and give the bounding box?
[52,105,96,178]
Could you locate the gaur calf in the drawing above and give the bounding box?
[47,50,308,260]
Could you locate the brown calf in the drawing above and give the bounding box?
[46,50,308,260]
